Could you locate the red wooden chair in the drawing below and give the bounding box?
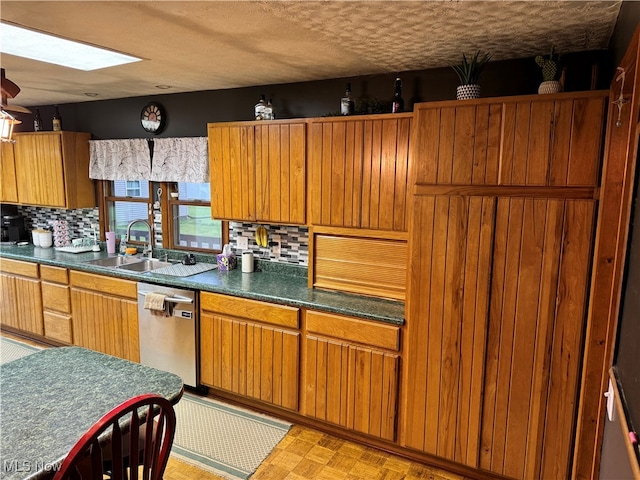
[53,393,176,480]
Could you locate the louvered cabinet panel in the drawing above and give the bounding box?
[303,335,399,441]
[480,198,596,479]
[255,122,306,224]
[208,124,256,221]
[411,92,606,187]
[70,288,139,362]
[200,312,299,410]
[1,142,18,203]
[401,195,495,467]
[308,114,411,231]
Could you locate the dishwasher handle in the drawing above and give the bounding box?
[137,292,193,304]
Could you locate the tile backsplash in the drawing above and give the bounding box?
[18,206,100,239]
[16,206,310,266]
[230,222,309,266]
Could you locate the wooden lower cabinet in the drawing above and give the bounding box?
[40,265,72,343]
[200,292,300,410]
[303,310,400,441]
[0,259,43,335]
[69,271,139,362]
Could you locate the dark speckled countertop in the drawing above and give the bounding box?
[0,346,183,480]
[0,244,405,325]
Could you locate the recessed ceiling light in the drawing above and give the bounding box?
[0,22,141,71]
[84,93,99,97]
[155,85,172,89]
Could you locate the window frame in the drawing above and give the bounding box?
[99,180,153,247]
[162,182,228,253]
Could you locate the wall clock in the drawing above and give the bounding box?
[140,102,166,134]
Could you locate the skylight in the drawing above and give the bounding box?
[0,23,141,71]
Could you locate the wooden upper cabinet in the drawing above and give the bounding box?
[411,92,607,187]
[308,114,412,231]
[13,132,95,209]
[0,142,18,203]
[208,120,306,224]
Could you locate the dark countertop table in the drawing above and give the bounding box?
[0,245,405,325]
[0,346,183,480]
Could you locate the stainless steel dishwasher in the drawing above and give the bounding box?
[137,282,198,388]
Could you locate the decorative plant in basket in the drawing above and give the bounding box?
[450,51,492,100]
[535,47,562,94]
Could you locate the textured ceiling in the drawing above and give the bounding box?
[0,1,622,108]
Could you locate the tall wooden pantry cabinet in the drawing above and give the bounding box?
[401,91,607,479]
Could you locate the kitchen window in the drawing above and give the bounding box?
[102,180,152,243]
[165,182,227,252]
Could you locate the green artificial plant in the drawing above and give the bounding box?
[450,51,492,85]
[535,47,561,81]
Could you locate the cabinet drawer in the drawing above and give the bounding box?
[306,310,400,351]
[40,265,68,284]
[0,258,38,278]
[200,292,299,328]
[43,311,73,343]
[42,282,70,313]
[69,271,137,299]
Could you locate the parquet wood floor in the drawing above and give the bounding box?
[165,424,464,480]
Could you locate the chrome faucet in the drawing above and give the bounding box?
[125,219,153,258]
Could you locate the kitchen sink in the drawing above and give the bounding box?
[83,256,144,268]
[117,260,173,272]
[83,256,173,272]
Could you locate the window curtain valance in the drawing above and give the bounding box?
[89,137,209,183]
[89,139,151,181]
[150,137,209,183]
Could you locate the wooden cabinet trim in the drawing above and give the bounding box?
[200,291,300,328]
[69,270,137,299]
[305,310,400,351]
[40,265,68,284]
[0,259,39,278]
[414,184,599,199]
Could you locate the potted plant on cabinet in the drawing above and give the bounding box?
[535,47,562,94]
[450,51,492,100]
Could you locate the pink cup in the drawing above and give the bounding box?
[105,231,116,254]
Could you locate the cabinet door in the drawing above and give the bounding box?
[208,124,256,221]
[200,312,299,410]
[0,142,18,203]
[255,122,306,224]
[412,93,606,187]
[0,273,19,330]
[308,115,411,230]
[304,335,399,441]
[14,133,66,207]
[401,195,495,467]
[70,288,139,362]
[480,198,596,480]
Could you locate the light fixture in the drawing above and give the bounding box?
[0,22,141,71]
[0,109,21,143]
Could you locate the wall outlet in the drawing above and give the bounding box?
[237,236,248,250]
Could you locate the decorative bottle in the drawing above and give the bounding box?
[33,108,42,132]
[52,105,62,131]
[341,83,354,115]
[263,99,276,120]
[254,94,267,120]
[391,78,404,113]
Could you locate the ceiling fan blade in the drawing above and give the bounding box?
[0,68,21,99]
[2,103,32,114]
